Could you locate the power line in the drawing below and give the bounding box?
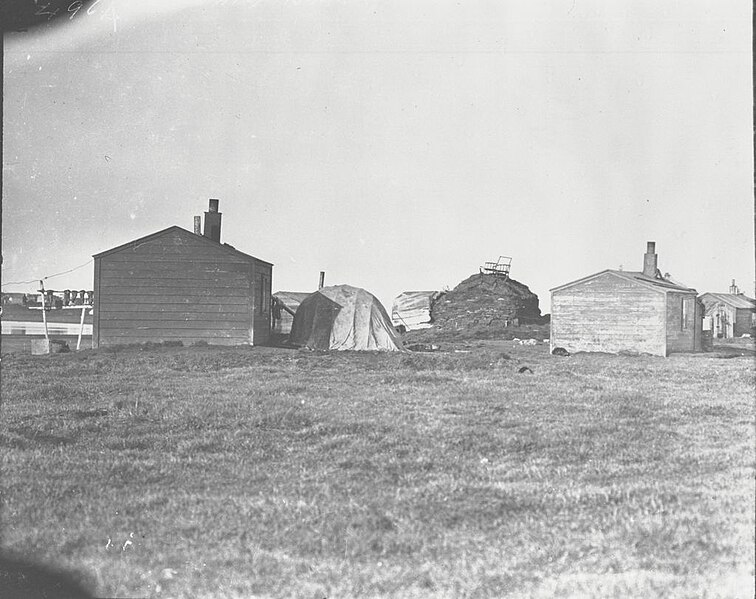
[1,278,39,287]
[43,259,94,281]
[1,259,94,288]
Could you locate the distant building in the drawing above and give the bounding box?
[92,199,273,348]
[272,291,311,336]
[550,242,702,357]
[699,281,755,338]
[391,291,440,332]
[1,293,27,306]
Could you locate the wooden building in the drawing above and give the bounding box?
[699,281,755,338]
[550,242,702,357]
[92,200,273,348]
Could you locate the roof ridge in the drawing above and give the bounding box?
[92,225,273,265]
[552,269,697,294]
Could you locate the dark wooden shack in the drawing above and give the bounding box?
[550,242,702,357]
[92,200,272,347]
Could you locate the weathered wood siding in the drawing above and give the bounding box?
[551,272,666,356]
[699,293,754,338]
[694,299,703,351]
[251,262,272,346]
[734,308,754,337]
[702,303,736,338]
[665,292,698,354]
[94,229,270,347]
[722,305,738,338]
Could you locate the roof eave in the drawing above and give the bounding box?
[93,225,273,265]
[551,269,697,295]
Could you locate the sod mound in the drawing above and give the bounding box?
[404,273,545,342]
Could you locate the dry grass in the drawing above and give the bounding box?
[0,341,753,598]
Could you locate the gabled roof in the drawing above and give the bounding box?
[699,292,756,310]
[92,226,273,266]
[551,269,697,294]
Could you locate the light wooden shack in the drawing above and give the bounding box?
[699,285,755,339]
[550,242,702,357]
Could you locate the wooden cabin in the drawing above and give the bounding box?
[699,281,755,338]
[92,200,272,348]
[550,242,702,357]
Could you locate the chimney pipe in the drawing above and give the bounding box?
[729,279,740,294]
[203,199,222,243]
[318,271,325,290]
[193,216,202,235]
[642,241,658,278]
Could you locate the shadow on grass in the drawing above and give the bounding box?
[0,553,94,599]
[7,425,78,446]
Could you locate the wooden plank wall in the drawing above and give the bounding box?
[734,308,754,337]
[551,273,666,356]
[693,299,703,351]
[94,230,262,347]
[250,261,272,346]
[665,292,698,353]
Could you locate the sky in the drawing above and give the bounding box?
[2,0,753,313]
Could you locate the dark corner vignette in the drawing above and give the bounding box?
[1,0,98,33]
[0,553,95,598]
[3,6,94,596]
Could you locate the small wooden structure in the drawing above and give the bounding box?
[550,242,702,356]
[699,286,755,338]
[92,200,273,348]
[391,291,440,332]
[480,256,512,278]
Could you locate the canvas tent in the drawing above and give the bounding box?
[290,285,404,351]
[272,291,311,335]
[391,291,441,331]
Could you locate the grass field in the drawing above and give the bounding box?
[1,340,753,598]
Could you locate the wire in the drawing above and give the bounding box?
[1,278,39,287]
[42,259,93,281]
[1,259,94,288]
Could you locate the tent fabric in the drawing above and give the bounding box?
[391,291,441,331]
[272,291,311,335]
[290,285,404,351]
